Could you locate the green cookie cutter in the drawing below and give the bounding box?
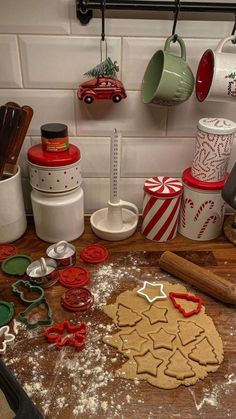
[0,301,14,327]
[2,255,33,276]
[17,298,53,330]
[12,280,44,304]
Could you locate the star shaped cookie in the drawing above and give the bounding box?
[149,327,176,350]
[120,330,147,351]
[134,350,163,377]
[143,305,168,325]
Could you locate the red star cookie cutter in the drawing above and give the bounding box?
[169,292,203,318]
[44,320,89,350]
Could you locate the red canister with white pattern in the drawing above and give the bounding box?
[141,176,183,242]
[178,168,226,241]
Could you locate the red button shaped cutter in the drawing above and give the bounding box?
[169,292,203,318]
[44,320,89,350]
[61,287,94,312]
[59,266,90,288]
[80,244,109,264]
[0,244,17,261]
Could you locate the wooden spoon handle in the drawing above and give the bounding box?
[159,250,236,305]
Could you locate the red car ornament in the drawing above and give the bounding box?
[77,76,127,104]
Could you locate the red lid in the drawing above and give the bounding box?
[0,245,17,261]
[183,168,227,190]
[27,144,80,167]
[80,244,109,264]
[59,266,90,288]
[144,176,183,198]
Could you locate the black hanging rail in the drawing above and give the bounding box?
[76,1,236,25]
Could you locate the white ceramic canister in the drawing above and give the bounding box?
[0,167,27,243]
[141,176,183,242]
[178,168,226,241]
[191,117,236,182]
[28,144,84,243]
[31,188,84,243]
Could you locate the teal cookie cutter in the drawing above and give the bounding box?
[12,280,44,304]
[17,298,53,330]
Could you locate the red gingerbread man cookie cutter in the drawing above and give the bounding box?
[44,320,89,350]
[169,292,203,318]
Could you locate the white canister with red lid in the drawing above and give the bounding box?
[191,117,236,182]
[141,176,183,242]
[27,144,84,243]
[178,168,226,241]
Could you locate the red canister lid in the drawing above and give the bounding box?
[183,168,227,191]
[144,176,183,198]
[27,144,80,167]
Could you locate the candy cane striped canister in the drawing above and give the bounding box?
[178,168,226,241]
[141,176,183,242]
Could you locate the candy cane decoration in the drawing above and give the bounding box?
[197,215,217,239]
[181,198,194,228]
[194,201,214,221]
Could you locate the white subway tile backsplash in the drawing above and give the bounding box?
[19,36,121,88]
[75,90,167,137]
[167,95,236,137]
[71,16,233,39]
[0,90,76,136]
[0,0,235,215]
[121,137,195,178]
[0,35,22,88]
[70,137,110,177]
[0,0,70,34]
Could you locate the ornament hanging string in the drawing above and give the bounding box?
[100,0,107,62]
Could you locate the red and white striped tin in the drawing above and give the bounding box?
[141,176,183,242]
[178,168,226,241]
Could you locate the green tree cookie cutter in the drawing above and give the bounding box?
[0,301,14,327]
[12,280,44,304]
[17,298,53,330]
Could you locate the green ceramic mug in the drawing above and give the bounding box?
[141,36,194,106]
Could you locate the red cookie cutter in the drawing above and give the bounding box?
[61,287,94,312]
[44,320,89,349]
[0,244,17,261]
[80,244,109,264]
[169,292,203,318]
[59,266,90,288]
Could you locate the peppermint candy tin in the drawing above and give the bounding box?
[46,241,76,268]
[141,176,183,242]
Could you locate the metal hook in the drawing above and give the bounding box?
[231,12,236,44]
[101,0,106,42]
[172,0,181,43]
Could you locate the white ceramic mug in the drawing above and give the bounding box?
[0,167,27,243]
[196,35,236,102]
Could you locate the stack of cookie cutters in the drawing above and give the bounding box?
[12,279,53,330]
[26,257,59,288]
[46,240,76,269]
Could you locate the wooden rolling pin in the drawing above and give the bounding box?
[159,251,236,305]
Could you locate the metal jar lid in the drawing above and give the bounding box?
[27,257,57,277]
[46,241,75,260]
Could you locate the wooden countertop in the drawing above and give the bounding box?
[1,217,236,419]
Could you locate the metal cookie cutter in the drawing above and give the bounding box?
[12,280,44,304]
[0,325,15,354]
[137,281,167,303]
[46,240,76,269]
[44,320,88,350]
[17,298,53,330]
[26,257,59,288]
